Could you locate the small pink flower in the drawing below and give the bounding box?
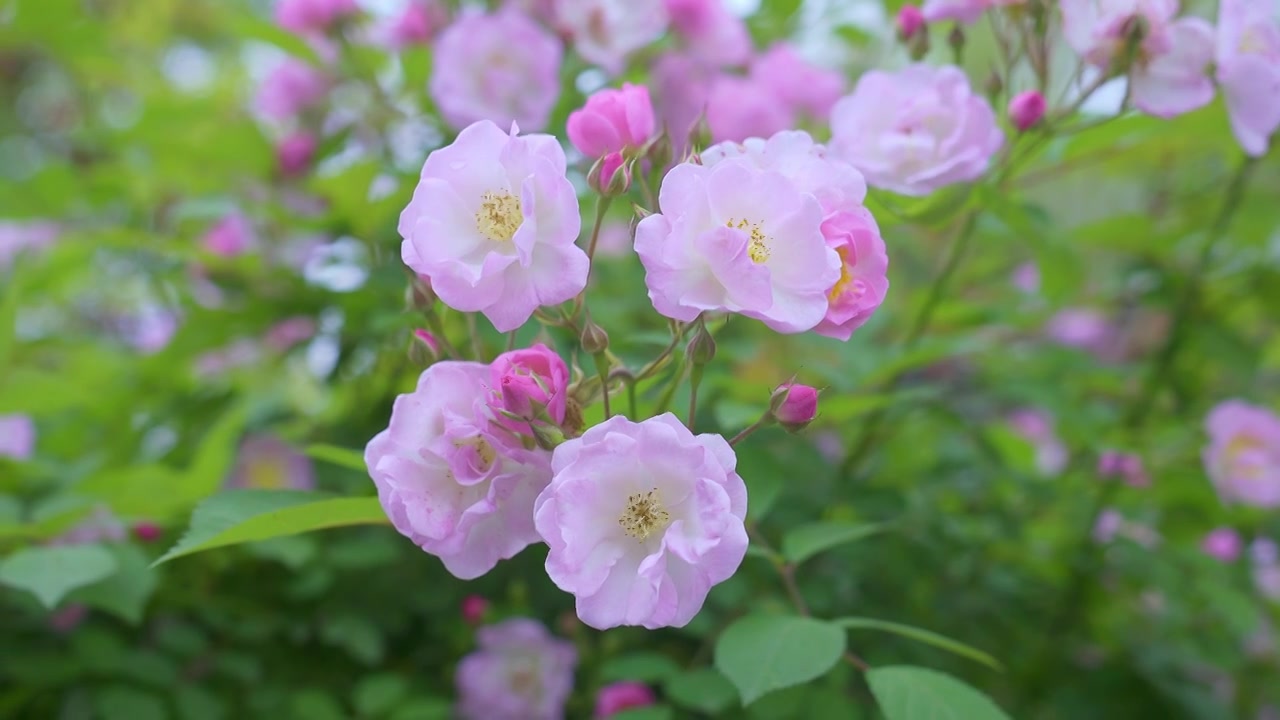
[1215,0,1280,157]
[1008,408,1068,476]
[1254,539,1280,600]
[132,522,163,544]
[664,0,750,67]
[1203,400,1280,508]
[705,74,795,144]
[461,594,489,624]
[830,64,1003,196]
[897,5,926,38]
[49,506,127,546]
[751,44,845,119]
[264,316,316,352]
[1008,90,1046,131]
[772,383,819,428]
[566,83,657,159]
[430,9,562,131]
[255,59,328,122]
[0,414,36,461]
[555,0,669,75]
[1012,262,1040,294]
[456,618,577,720]
[398,120,588,332]
[202,214,254,257]
[1093,508,1124,543]
[1060,0,1215,118]
[366,362,553,579]
[277,132,317,178]
[635,153,841,333]
[383,0,447,49]
[534,414,748,629]
[490,344,570,431]
[1202,527,1243,562]
[594,682,656,718]
[228,435,316,491]
[0,220,58,271]
[274,0,358,36]
[1045,307,1115,356]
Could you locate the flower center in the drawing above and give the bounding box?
[476,191,522,243]
[726,218,771,264]
[1226,436,1266,479]
[618,488,671,541]
[454,436,497,471]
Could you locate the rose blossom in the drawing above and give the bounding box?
[254,59,328,122]
[0,414,36,461]
[365,362,552,579]
[635,153,840,333]
[461,595,489,624]
[664,0,750,67]
[751,44,845,119]
[595,682,657,718]
[430,9,562,131]
[566,83,657,159]
[489,344,570,432]
[398,120,588,332]
[382,0,446,49]
[456,618,577,719]
[1215,0,1280,157]
[1203,400,1280,508]
[830,64,1003,196]
[705,75,795,144]
[534,413,748,629]
[1202,527,1243,562]
[274,0,358,35]
[1060,0,1215,118]
[555,0,669,75]
[227,435,315,491]
[202,214,254,257]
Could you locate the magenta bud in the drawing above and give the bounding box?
[1008,90,1046,131]
[896,5,925,40]
[770,382,819,431]
[132,522,163,543]
[461,594,489,624]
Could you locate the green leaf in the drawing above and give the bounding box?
[94,685,167,720]
[305,444,367,473]
[0,544,117,608]
[664,667,738,714]
[714,615,846,706]
[154,491,388,566]
[68,544,158,624]
[782,522,886,566]
[613,705,675,720]
[353,673,409,717]
[600,652,683,683]
[866,666,1013,720]
[835,618,1002,671]
[387,698,452,720]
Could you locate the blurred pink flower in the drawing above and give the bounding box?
[132,522,163,544]
[277,132,317,177]
[49,604,89,633]
[1008,90,1046,131]
[0,220,58,271]
[652,52,716,155]
[430,9,562,131]
[398,120,587,332]
[227,435,316,491]
[49,506,127,546]
[1093,508,1124,543]
[274,0,359,36]
[254,59,328,122]
[534,414,747,629]
[201,213,254,257]
[461,594,489,624]
[119,305,179,354]
[594,682,656,718]
[1097,450,1149,487]
[264,316,316,352]
[1044,307,1115,355]
[1060,0,1215,118]
[664,0,750,67]
[456,618,577,719]
[587,221,633,258]
[897,5,926,39]
[705,74,795,143]
[1215,0,1280,156]
[194,339,260,376]
[751,44,844,119]
[1254,539,1280,600]
[1012,262,1040,294]
[382,0,447,49]
[555,0,668,74]
[0,414,36,461]
[830,64,1003,196]
[567,83,656,159]
[1202,527,1243,562]
[1203,400,1280,508]
[922,0,1023,24]
[1008,408,1068,476]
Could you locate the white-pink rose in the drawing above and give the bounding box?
[555,0,668,74]
[1203,400,1280,508]
[1215,0,1280,156]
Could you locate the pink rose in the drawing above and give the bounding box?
[1060,0,1215,118]
[398,120,588,332]
[132,522,164,544]
[1215,0,1280,156]
[1008,89,1046,131]
[430,9,562,131]
[635,154,841,334]
[1203,400,1280,508]
[555,0,669,74]
[254,59,328,122]
[594,682,656,718]
[202,214,254,257]
[771,382,819,429]
[382,0,446,49]
[490,344,570,431]
[365,362,553,579]
[1202,527,1243,562]
[274,0,358,35]
[1045,307,1116,356]
[566,83,657,159]
[815,209,889,340]
[751,44,845,119]
[664,0,751,67]
[456,618,577,720]
[534,414,748,629]
[227,435,315,491]
[830,64,1003,196]
[705,74,795,144]
[0,414,36,461]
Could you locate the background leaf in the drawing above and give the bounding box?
[782,522,887,566]
[714,615,846,705]
[866,666,1013,720]
[0,544,118,608]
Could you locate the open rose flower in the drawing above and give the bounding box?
[456,618,577,720]
[1215,0,1280,156]
[534,413,748,629]
[1203,400,1280,508]
[555,0,669,75]
[1061,0,1215,118]
[227,435,315,491]
[398,120,587,332]
[751,44,845,119]
[430,9,562,131]
[365,362,553,579]
[635,153,840,333]
[830,64,1003,196]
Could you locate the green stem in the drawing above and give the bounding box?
[424,311,462,360]
[654,356,685,416]
[729,415,773,447]
[687,364,703,431]
[593,352,612,420]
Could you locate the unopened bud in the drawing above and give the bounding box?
[896,5,925,41]
[132,522,163,543]
[580,317,610,354]
[405,273,436,311]
[531,421,567,451]
[686,323,716,366]
[1008,90,1046,131]
[461,595,489,625]
[769,382,819,432]
[588,152,632,197]
[409,328,441,365]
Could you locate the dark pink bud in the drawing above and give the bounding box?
[594,682,656,718]
[461,595,488,624]
[1008,90,1047,131]
[132,522,163,543]
[770,382,819,431]
[277,133,317,178]
[1202,528,1242,562]
[896,5,925,40]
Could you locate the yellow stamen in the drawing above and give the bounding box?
[618,489,671,542]
[726,218,771,264]
[476,191,522,243]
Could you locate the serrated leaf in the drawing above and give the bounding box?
[866,666,1012,720]
[835,618,1001,671]
[0,544,117,608]
[782,522,886,566]
[714,615,846,706]
[154,490,387,566]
